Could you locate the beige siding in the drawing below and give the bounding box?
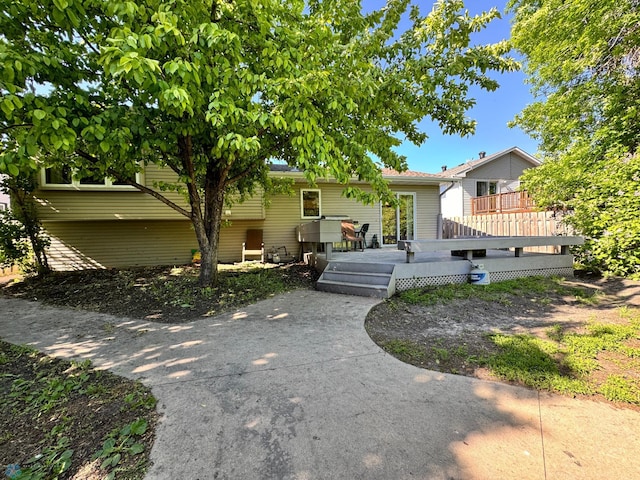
[45,220,199,270]
[43,181,442,269]
[36,164,264,221]
[415,185,441,239]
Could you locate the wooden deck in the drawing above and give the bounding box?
[313,239,581,297]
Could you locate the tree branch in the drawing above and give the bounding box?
[1,123,34,134]
[75,149,192,218]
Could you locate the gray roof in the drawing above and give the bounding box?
[435,146,540,178]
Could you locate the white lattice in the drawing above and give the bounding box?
[396,274,468,290]
[395,267,574,292]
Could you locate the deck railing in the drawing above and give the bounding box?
[472,191,535,215]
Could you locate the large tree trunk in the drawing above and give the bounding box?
[177,135,232,287]
[198,164,227,287]
[192,189,224,287]
[179,135,230,287]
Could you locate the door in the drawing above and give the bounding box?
[382,193,416,245]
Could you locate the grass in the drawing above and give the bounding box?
[383,339,428,363]
[399,276,600,307]
[483,313,640,404]
[384,276,640,405]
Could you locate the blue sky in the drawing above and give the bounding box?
[371,0,539,173]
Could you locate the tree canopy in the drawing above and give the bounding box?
[1,0,516,285]
[509,0,640,278]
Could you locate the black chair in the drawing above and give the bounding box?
[357,223,369,248]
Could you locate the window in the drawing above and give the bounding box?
[300,189,321,218]
[476,181,497,197]
[0,203,7,211]
[40,167,140,190]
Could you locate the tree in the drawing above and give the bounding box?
[0,174,50,274]
[509,0,640,278]
[1,0,516,286]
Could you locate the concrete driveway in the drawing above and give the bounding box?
[1,290,639,479]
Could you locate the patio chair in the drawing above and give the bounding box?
[341,221,364,251]
[242,229,265,262]
[357,223,369,248]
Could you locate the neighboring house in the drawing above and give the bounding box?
[33,164,455,270]
[436,146,540,218]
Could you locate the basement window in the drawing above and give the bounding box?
[40,167,141,190]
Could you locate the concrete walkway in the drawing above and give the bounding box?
[1,291,639,480]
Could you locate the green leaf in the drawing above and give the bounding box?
[130,418,148,435]
[8,164,19,176]
[33,109,46,120]
[53,0,68,10]
[129,443,145,454]
[99,141,110,153]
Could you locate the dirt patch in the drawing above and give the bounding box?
[1,263,320,323]
[365,275,640,401]
[0,340,157,479]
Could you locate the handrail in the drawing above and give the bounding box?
[472,191,535,215]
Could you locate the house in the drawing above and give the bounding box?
[436,147,540,217]
[33,164,455,270]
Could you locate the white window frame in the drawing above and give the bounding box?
[379,191,417,246]
[476,181,497,197]
[39,167,143,191]
[300,188,321,219]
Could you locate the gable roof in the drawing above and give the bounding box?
[434,146,540,178]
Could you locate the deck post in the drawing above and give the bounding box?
[514,247,523,257]
[325,242,333,260]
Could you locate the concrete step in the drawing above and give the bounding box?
[321,270,392,286]
[316,261,396,298]
[323,261,394,275]
[315,279,391,298]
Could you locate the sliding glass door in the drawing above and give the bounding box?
[382,193,416,245]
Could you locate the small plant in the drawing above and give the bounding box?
[546,324,564,342]
[18,436,74,480]
[600,375,640,404]
[123,388,157,411]
[398,276,568,307]
[432,347,450,363]
[382,339,427,363]
[93,418,148,479]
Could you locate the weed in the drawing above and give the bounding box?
[398,276,566,307]
[480,312,640,403]
[432,347,450,363]
[19,436,74,480]
[546,324,564,342]
[600,375,640,404]
[123,388,157,411]
[453,344,469,357]
[383,339,427,362]
[93,418,148,479]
